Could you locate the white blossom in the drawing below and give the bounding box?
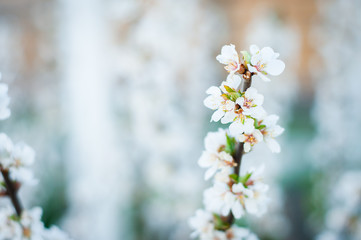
[216,44,241,75]
[0,206,22,240]
[10,142,37,185]
[188,209,214,239]
[21,207,45,240]
[189,209,259,240]
[0,206,72,240]
[0,134,37,185]
[220,75,242,93]
[236,87,265,119]
[204,86,235,122]
[261,114,284,153]
[239,165,270,217]
[227,116,255,137]
[238,128,263,153]
[198,129,235,180]
[0,83,10,120]
[204,166,269,219]
[247,45,285,82]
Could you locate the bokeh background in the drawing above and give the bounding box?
[0,0,360,239]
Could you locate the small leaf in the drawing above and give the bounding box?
[229,92,241,102]
[213,213,231,231]
[221,93,230,100]
[229,174,238,182]
[239,172,252,185]
[241,51,251,65]
[225,134,236,154]
[223,85,235,93]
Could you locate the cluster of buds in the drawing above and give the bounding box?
[189,44,285,239]
[0,77,72,240]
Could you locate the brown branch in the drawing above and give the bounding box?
[1,167,23,217]
[225,72,253,226]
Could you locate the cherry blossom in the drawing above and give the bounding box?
[247,45,285,82]
[238,128,263,153]
[216,44,241,75]
[260,114,284,153]
[204,86,236,122]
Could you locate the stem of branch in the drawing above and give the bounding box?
[225,73,253,226]
[1,167,23,217]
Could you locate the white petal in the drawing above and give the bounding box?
[221,111,236,124]
[211,109,224,122]
[260,47,275,62]
[247,64,258,73]
[245,199,258,214]
[229,122,244,136]
[245,87,257,98]
[205,164,219,180]
[264,59,285,76]
[225,74,242,90]
[257,72,271,82]
[263,114,279,127]
[198,152,214,167]
[253,130,263,142]
[232,183,245,193]
[266,138,281,153]
[249,45,259,55]
[206,86,221,95]
[244,142,251,152]
[232,201,244,219]
[243,118,255,134]
[272,125,284,138]
[238,134,246,143]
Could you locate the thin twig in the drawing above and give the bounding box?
[1,167,23,216]
[225,73,253,226]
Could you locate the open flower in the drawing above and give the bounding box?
[216,44,241,75]
[228,117,255,137]
[238,127,263,153]
[188,209,214,239]
[236,87,265,119]
[198,129,236,180]
[261,114,284,153]
[241,165,270,217]
[204,86,235,122]
[220,75,242,93]
[247,45,285,82]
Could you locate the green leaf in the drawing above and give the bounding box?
[221,93,230,100]
[213,213,231,231]
[241,51,251,65]
[229,174,238,182]
[225,134,236,154]
[223,85,235,93]
[239,172,252,185]
[228,92,241,102]
[9,214,20,222]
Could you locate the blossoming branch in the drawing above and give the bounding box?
[189,44,285,240]
[0,77,72,240]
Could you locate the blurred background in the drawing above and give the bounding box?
[0,0,360,239]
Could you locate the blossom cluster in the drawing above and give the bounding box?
[0,78,72,240]
[204,44,284,153]
[0,206,72,240]
[189,44,285,239]
[0,133,37,186]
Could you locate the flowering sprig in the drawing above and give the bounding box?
[189,44,285,239]
[0,77,72,240]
